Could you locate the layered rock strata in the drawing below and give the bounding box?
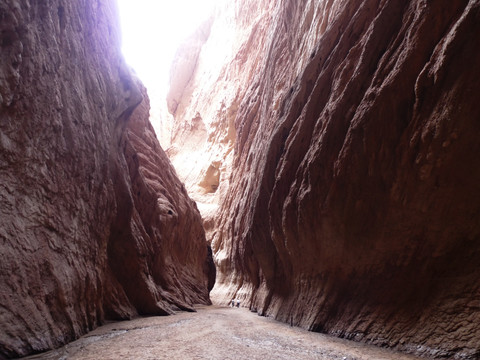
[0,1,212,358]
[169,0,480,358]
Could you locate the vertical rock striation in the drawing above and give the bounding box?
[117,82,214,314]
[170,0,480,358]
[0,1,212,358]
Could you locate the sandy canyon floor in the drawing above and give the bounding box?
[24,306,421,360]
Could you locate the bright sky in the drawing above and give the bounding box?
[117,0,217,98]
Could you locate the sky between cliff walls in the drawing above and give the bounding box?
[117,0,216,97]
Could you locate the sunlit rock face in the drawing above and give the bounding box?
[0,1,212,357]
[169,0,480,358]
[165,1,277,241]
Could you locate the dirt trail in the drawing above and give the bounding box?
[24,306,421,360]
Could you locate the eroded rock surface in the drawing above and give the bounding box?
[118,82,215,313]
[165,2,277,241]
[169,0,480,358]
[0,1,211,358]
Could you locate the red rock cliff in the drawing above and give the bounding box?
[0,1,212,358]
[169,0,480,358]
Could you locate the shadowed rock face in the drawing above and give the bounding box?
[117,82,214,315]
[0,1,212,358]
[169,0,480,358]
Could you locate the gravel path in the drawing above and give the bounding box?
[24,306,421,360]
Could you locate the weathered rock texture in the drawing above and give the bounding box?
[169,0,480,358]
[0,1,212,358]
[120,83,215,312]
[165,4,268,240]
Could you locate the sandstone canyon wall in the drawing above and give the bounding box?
[0,1,213,358]
[169,0,480,358]
[165,2,278,240]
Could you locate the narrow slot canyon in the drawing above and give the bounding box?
[1,0,480,359]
